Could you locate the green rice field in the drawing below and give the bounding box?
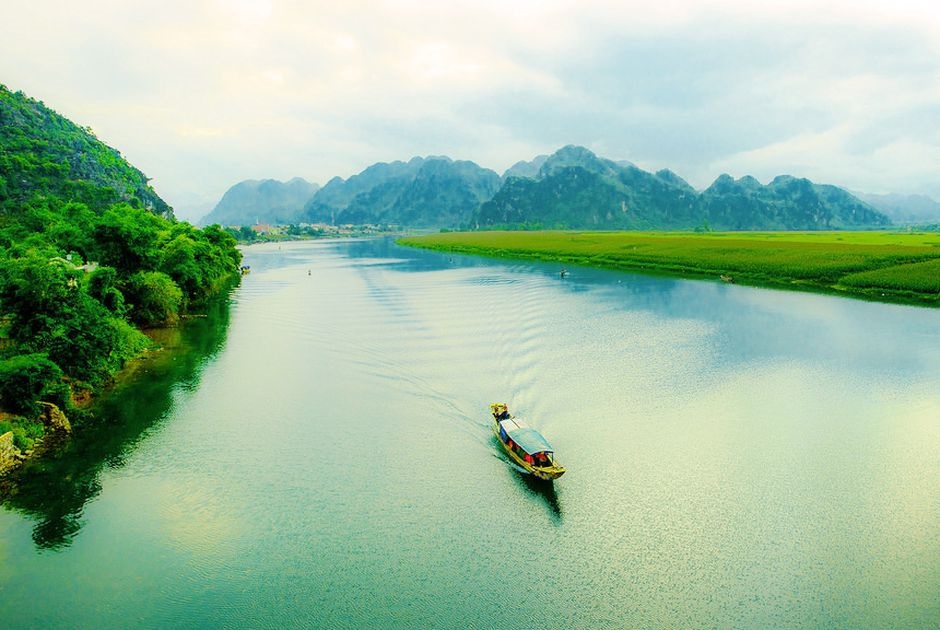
[399,231,940,305]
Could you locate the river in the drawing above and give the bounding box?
[2,237,938,627]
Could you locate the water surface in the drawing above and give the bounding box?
[2,238,938,627]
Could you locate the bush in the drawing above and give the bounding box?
[87,266,127,316]
[106,318,150,370]
[124,271,183,326]
[10,421,44,450]
[0,353,66,416]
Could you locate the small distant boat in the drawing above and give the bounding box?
[491,403,566,480]
[720,274,734,283]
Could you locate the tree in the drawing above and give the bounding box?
[87,266,126,316]
[0,353,67,416]
[91,204,165,273]
[124,271,183,326]
[0,253,145,383]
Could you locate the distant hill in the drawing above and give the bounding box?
[699,174,888,230]
[201,177,320,226]
[302,156,500,228]
[0,84,171,217]
[473,145,890,230]
[502,154,548,180]
[216,145,893,231]
[855,192,940,224]
[476,145,706,229]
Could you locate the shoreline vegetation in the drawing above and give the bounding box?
[398,230,940,306]
[0,85,242,476]
[225,222,408,244]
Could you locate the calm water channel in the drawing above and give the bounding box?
[2,238,939,627]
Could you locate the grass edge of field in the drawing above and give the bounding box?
[397,233,940,308]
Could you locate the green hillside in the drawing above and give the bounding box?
[0,85,169,216]
[0,84,241,452]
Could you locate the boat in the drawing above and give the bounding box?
[490,403,566,480]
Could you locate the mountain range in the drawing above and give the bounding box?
[203,145,898,231]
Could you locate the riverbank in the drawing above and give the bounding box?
[0,301,232,487]
[398,230,940,306]
[0,340,167,483]
[0,297,232,535]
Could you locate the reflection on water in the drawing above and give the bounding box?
[491,434,564,523]
[516,469,563,523]
[0,297,232,549]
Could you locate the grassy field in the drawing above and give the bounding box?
[398,231,940,306]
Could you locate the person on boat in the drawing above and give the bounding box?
[491,403,510,421]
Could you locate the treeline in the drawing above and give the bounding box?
[223,224,330,243]
[0,84,241,450]
[222,223,399,244]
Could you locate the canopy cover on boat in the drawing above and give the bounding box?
[506,426,554,455]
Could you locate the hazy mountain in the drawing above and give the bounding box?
[201,177,320,226]
[654,169,696,193]
[537,144,622,179]
[473,146,890,230]
[502,154,548,180]
[699,174,889,230]
[855,192,940,223]
[475,146,702,229]
[305,159,423,224]
[302,156,500,228]
[212,145,892,231]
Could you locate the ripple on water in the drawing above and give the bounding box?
[4,239,939,628]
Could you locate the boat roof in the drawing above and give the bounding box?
[499,418,554,454]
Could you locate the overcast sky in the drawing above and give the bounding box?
[2,0,939,220]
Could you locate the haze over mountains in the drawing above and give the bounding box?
[203,145,901,231]
[201,177,320,226]
[855,192,940,224]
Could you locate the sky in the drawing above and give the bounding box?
[2,0,939,221]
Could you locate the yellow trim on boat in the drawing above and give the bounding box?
[493,420,566,480]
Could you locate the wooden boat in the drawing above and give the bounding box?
[490,403,566,480]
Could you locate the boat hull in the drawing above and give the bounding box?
[493,422,566,480]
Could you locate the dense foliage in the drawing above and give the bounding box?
[0,84,241,424]
[0,85,170,216]
[400,230,940,305]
